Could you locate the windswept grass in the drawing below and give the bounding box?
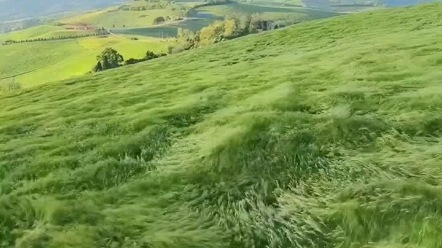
[1,2,442,248]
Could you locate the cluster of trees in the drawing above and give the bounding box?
[119,1,192,12]
[153,16,167,25]
[119,3,171,11]
[91,48,167,73]
[92,48,124,72]
[195,0,232,8]
[2,31,109,45]
[118,1,196,19]
[171,14,289,52]
[125,51,167,65]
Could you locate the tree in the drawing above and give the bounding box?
[153,16,166,25]
[92,61,103,72]
[145,50,158,60]
[223,16,238,38]
[96,48,124,70]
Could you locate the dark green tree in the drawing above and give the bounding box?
[92,61,103,72]
[145,50,159,60]
[96,47,124,70]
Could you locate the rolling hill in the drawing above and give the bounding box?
[0,32,169,86]
[1,2,442,248]
[283,0,441,10]
[0,0,124,22]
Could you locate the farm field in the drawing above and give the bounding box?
[0,25,62,41]
[196,2,338,21]
[59,5,184,28]
[0,24,106,42]
[1,2,442,248]
[0,36,168,87]
[36,29,100,39]
[111,18,214,37]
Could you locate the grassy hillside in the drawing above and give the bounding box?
[0,36,168,86]
[1,2,442,248]
[59,4,186,28]
[197,2,337,20]
[0,0,121,22]
[0,24,105,41]
[111,18,213,38]
[0,25,62,41]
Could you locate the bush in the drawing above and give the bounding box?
[153,16,166,25]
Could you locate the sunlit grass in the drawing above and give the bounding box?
[0,36,168,87]
[60,8,182,28]
[1,2,442,248]
[0,25,62,41]
[197,2,336,20]
[36,29,99,39]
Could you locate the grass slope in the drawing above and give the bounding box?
[0,25,62,41]
[1,2,442,248]
[0,25,100,42]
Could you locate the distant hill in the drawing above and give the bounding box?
[382,0,441,5]
[299,0,440,11]
[0,0,125,22]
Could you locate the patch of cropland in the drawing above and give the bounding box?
[111,18,214,37]
[1,2,442,248]
[0,0,123,22]
[0,36,168,87]
[197,2,338,20]
[59,2,191,29]
[0,25,62,41]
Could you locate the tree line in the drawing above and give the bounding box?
[91,48,167,73]
[193,0,233,8]
[170,13,293,53]
[2,31,109,45]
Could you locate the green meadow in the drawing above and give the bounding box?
[59,4,184,28]
[196,2,337,20]
[111,18,214,37]
[0,25,62,41]
[0,36,168,87]
[1,2,442,248]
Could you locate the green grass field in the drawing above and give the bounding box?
[59,6,183,28]
[112,19,214,37]
[196,2,337,21]
[36,29,100,39]
[0,25,62,41]
[0,36,168,86]
[1,2,442,248]
[0,24,103,42]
